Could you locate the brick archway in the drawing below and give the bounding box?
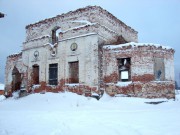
[12,66,21,91]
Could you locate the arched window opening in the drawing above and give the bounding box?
[32,64,39,84]
[12,66,21,91]
[52,26,61,44]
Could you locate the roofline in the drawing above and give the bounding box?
[7,52,22,58]
[25,6,137,33]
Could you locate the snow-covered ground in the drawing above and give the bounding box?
[0,91,180,135]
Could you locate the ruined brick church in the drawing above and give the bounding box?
[5,6,175,98]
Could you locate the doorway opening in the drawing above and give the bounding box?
[32,65,39,84]
[12,66,21,91]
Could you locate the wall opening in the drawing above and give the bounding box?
[154,58,165,81]
[32,64,39,84]
[12,66,21,91]
[117,58,131,82]
[51,26,61,44]
[69,61,79,83]
[49,63,58,85]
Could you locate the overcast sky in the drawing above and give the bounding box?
[0,0,180,85]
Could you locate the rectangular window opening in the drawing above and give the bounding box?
[154,58,165,81]
[117,58,131,82]
[32,65,39,84]
[49,63,58,85]
[69,61,79,83]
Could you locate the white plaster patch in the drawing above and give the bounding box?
[116,81,132,87]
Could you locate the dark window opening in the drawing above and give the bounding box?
[69,61,79,83]
[117,58,131,82]
[49,63,58,85]
[12,66,21,91]
[32,65,39,84]
[52,30,58,44]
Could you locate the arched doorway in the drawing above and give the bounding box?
[12,66,21,91]
[32,64,39,84]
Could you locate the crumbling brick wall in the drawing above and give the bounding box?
[102,43,175,98]
[5,6,175,99]
[5,53,28,96]
[18,6,138,97]
[24,6,137,48]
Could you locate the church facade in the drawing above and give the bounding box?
[5,6,175,98]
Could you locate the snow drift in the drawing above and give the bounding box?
[0,91,180,135]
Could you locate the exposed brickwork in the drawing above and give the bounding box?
[105,83,134,96]
[105,81,175,99]
[5,6,175,99]
[65,84,98,97]
[26,76,99,97]
[103,72,118,83]
[116,84,134,95]
[135,82,175,99]
[24,6,137,47]
[132,74,154,82]
[0,91,4,95]
[102,44,175,98]
[30,81,65,93]
[29,81,98,97]
[4,52,26,97]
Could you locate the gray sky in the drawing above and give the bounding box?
[0,0,180,85]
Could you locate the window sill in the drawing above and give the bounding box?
[116,81,132,87]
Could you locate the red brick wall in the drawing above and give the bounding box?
[105,81,175,99]
[102,44,175,98]
[30,80,98,97]
[0,90,4,95]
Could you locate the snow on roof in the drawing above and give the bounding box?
[62,20,96,34]
[27,20,95,42]
[24,35,50,43]
[25,6,137,33]
[8,52,22,58]
[59,33,97,42]
[65,21,117,35]
[99,23,118,35]
[103,42,173,50]
[69,20,92,25]
[44,42,57,49]
[0,84,4,90]
[56,29,62,37]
